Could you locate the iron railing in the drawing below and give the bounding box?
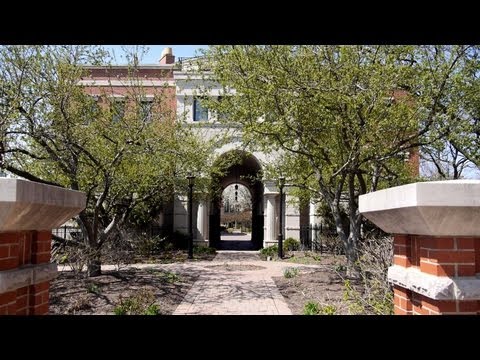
[299,224,343,254]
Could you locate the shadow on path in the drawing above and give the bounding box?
[218,232,256,251]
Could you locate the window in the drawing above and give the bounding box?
[82,95,100,125]
[140,100,153,123]
[112,100,125,122]
[217,96,227,121]
[193,98,208,121]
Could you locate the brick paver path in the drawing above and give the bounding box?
[59,248,321,315]
[172,250,319,315]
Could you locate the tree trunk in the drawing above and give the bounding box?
[329,201,360,278]
[78,211,102,277]
[87,257,102,277]
[345,225,360,278]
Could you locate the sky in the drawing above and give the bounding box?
[104,45,208,64]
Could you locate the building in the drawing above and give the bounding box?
[82,47,325,249]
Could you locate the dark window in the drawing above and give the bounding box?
[140,100,153,122]
[217,96,227,121]
[193,98,208,121]
[112,100,125,122]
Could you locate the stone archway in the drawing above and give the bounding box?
[209,151,264,250]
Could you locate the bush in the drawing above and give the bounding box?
[131,233,168,257]
[343,236,394,315]
[303,301,337,315]
[113,288,160,315]
[303,301,320,315]
[283,267,299,278]
[283,237,300,251]
[322,234,344,255]
[166,231,190,250]
[86,282,101,295]
[193,246,216,255]
[259,245,278,260]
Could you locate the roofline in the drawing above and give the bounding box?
[83,64,176,70]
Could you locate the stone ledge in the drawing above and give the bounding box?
[388,265,480,300]
[359,180,480,236]
[0,263,57,294]
[0,178,86,231]
[263,181,280,195]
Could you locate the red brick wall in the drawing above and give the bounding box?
[393,234,480,315]
[0,231,52,315]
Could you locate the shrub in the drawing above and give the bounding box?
[131,233,168,257]
[171,231,190,249]
[259,245,278,260]
[303,301,337,315]
[86,282,101,295]
[283,267,299,278]
[319,304,337,315]
[193,246,216,255]
[303,301,320,315]
[113,288,160,315]
[343,236,394,315]
[283,237,300,251]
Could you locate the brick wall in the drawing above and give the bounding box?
[0,231,52,315]
[392,234,480,315]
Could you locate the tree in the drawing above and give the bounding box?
[0,45,214,276]
[420,139,473,180]
[202,45,476,274]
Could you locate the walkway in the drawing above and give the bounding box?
[59,250,322,315]
[217,232,255,250]
[172,251,319,315]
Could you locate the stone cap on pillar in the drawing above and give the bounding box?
[359,180,480,236]
[0,178,86,231]
[263,180,280,195]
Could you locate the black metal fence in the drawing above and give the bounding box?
[52,226,83,241]
[299,224,344,254]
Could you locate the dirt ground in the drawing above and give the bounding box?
[50,267,198,315]
[272,252,358,315]
[50,250,358,315]
[50,251,216,315]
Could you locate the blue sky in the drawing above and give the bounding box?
[104,45,208,64]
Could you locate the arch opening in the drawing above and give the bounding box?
[209,151,264,250]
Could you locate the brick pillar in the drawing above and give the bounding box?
[360,180,480,315]
[0,179,85,315]
[391,234,480,315]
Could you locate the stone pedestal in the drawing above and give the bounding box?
[0,179,86,315]
[360,180,480,315]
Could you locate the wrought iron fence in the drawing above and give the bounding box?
[299,223,344,254]
[52,225,83,241]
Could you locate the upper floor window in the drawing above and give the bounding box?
[112,100,125,123]
[193,98,208,121]
[216,96,227,121]
[140,100,153,123]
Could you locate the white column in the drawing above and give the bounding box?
[309,201,319,241]
[266,194,277,243]
[196,200,209,243]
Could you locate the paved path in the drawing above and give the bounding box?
[58,250,321,315]
[217,232,256,250]
[172,251,319,315]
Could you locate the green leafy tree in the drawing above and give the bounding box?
[0,45,214,276]
[201,45,475,274]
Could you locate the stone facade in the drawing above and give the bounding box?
[82,48,317,249]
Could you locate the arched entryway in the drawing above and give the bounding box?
[209,151,264,250]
